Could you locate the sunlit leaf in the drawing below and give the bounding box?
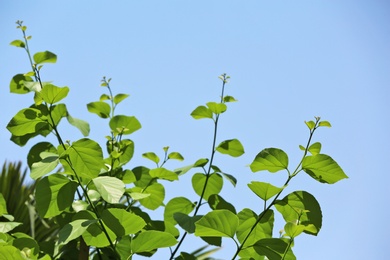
[10,39,25,48]
[7,108,49,136]
[87,101,111,118]
[223,95,237,102]
[142,152,160,164]
[192,173,223,200]
[318,121,331,127]
[149,168,178,181]
[131,231,177,253]
[40,84,69,104]
[66,113,90,137]
[164,197,195,224]
[308,142,321,156]
[168,152,184,161]
[284,222,306,238]
[33,50,57,64]
[109,115,141,135]
[0,222,22,233]
[93,176,125,204]
[132,183,165,210]
[250,148,289,173]
[190,105,213,119]
[195,209,239,238]
[247,181,283,201]
[305,120,315,130]
[206,102,227,114]
[0,245,25,260]
[10,74,32,94]
[302,154,348,184]
[27,141,57,168]
[101,208,146,236]
[113,93,129,105]
[30,152,59,179]
[236,209,274,245]
[58,219,92,245]
[216,139,245,157]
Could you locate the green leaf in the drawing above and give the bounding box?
[192,173,223,200]
[284,222,306,238]
[142,152,160,164]
[212,165,237,186]
[27,141,57,168]
[100,94,110,101]
[236,209,274,245]
[72,200,88,212]
[33,51,57,64]
[195,209,239,238]
[35,174,78,218]
[190,105,213,119]
[0,222,22,233]
[66,113,90,136]
[109,115,141,135]
[113,93,129,105]
[10,74,32,94]
[58,219,92,245]
[275,191,322,235]
[93,176,125,204]
[247,181,283,201]
[66,138,104,179]
[252,238,294,260]
[216,139,245,157]
[223,95,237,102]
[250,148,289,173]
[194,158,209,167]
[82,222,116,247]
[7,108,49,136]
[30,152,59,179]
[302,154,348,184]
[10,39,25,48]
[208,194,236,213]
[168,152,184,161]
[0,245,25,260]
[164,197,195,224]
[87,101,111,118]
[149,168,178,181]
[206,102,227,114]
[40,84,69,104]
[132,183,165,210]
[173,213,202,233]
[101,208,146,236]
[131,231,177,253]
[0,193,9,217]
[308,142,321,156]
[319,120,331,127]
[305,120,315,130]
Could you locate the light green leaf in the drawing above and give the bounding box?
[195,209,239,238]
[82,222,116,247]
[66,114,90,136]
[35,174,78,218]
[284,222,306,238]
[237,209,274,245]
[66,138,104,179]
[190,105,213,119]
[250,148,289,173]
[58,219,92,245]
[27,142,57,168]
[113,93,129,105]
[0,194,8,216]
[308,142,321,156]
[164,197,195,224]
[168,152,184,161]
[149,168,178,181]
[100,94,110,101]
[101,208,146,236]
[302,154,348,184]
[247,181,283,201]
[72,200,88,212]
[0,245,25,260]
[142,152,160,164]
[206,102,227,114]
[33,50,57,64]
[319,121,331,127]
[0,222,22,233]
[305,120,315,130]
[93,176,125,204]
[194,158,209,167]
[87,101,111,118]
[30,152,59,179]
[275,191,322,235]
[216,139,245,157]
[132,183,165,210]
[173,213,202,234]
[7,108,49,136]
[10,39,25,48]
[131,231,177,253]
[40,84,69,104]
[192,173,223,200]
[128,192,150,200]
[109,115,141,135]
[10,74,32,94]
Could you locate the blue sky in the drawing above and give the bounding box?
[1,1,389,259]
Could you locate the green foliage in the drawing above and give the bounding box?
[1,21,348,259]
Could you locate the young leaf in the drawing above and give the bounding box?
[7,108,49,136]
[275,191,322,235]
[101,208,146,236]
[87,101,111,118]
[113,93,129,105]
[40,84,69,104]
[35,174,78,218]
[33,51,57,64]
[109,115,141,135]
[150,168,178,181]
[142,152,160,164]
[247,181,283,201]
[190,105,213,120]
[319,120,331,127]
[308,142,321,156]
[168,152,184,161]
[66,113,90,137]
[206,102,227,114]
[10,39,25,48]
[164,197,195,224]
[223,95,237,102]
[216,139,245,157]
[93,176,125,204]
[131,231,177,253]
[194,209,239,238]
[305,120,315,130]
[250,148,289,173]
[302,154,348,184]
[192,173,223,200]
[194,158,209,167]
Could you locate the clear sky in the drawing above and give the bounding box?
[1,1,389,259]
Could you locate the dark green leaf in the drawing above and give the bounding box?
[10,39,25,48]
[223,95,237,102]
[195,209,239,238]
[173,213,202,234]
[87,101,111,118]
[216,139,245,157]
[302,154,348,184]
[250,148,289,173]
[192,173,223,200]
[27,141,57,168]
[252,238,294,260]
[33,51,57,64]
[194,158,209,167]
[208,194,236,214]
